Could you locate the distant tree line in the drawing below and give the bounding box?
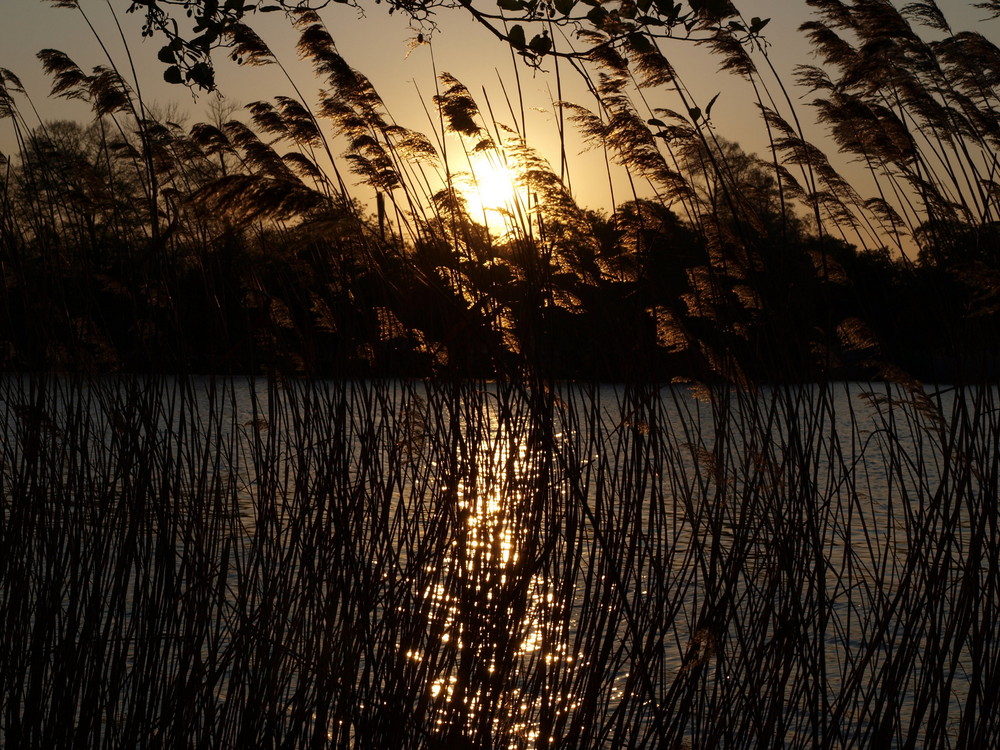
[6,0,1000,382]
[1,114,998,382]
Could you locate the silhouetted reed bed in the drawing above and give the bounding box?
[2,374,998,747]
[3,0,1000,745]
[3,3,1000,380]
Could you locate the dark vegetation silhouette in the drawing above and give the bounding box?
[2,2,999,381]
[2,1,1000,748]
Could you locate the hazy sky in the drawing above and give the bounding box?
[2,1,996,213]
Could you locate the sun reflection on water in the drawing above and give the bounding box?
[410,417,577,747]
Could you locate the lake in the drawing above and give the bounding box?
[1,375,997,748]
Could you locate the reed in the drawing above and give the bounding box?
[2,375,997,747]
[1,0,1000,747]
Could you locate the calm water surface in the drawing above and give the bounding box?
[2,377,997,748]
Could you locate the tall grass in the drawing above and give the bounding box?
[2,0,1000,747]
[2,3,998,380]
[2,376,998,747]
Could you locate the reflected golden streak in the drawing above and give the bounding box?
[412,414,574,747]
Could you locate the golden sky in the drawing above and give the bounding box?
[1,1,995,215]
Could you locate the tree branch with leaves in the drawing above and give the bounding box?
[47,0,768,91]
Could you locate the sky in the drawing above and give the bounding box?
[1,1,997,217]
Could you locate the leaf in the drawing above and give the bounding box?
[163,66,183,85]
[508,24,527,49]
[628,32,654,53]
[529,31,552,55]
[654,0,681,22]
[689,0,735,20]
[586,6,609,26]
[163,65,184,83]
[497,0,524,10]
[750,16,770,34]
[705,92,720,120]
[647,117,666,127]
[191,31,219,50]
[554,0,575,15]
[258,4,281,11]
[688,106,702,122]
[157,45,176,64]
[187,61,215,90]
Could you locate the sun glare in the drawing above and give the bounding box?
[458,153,519,233]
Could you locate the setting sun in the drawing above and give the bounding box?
[457,152,520,233]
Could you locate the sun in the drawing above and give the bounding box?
[457,152,520,233]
